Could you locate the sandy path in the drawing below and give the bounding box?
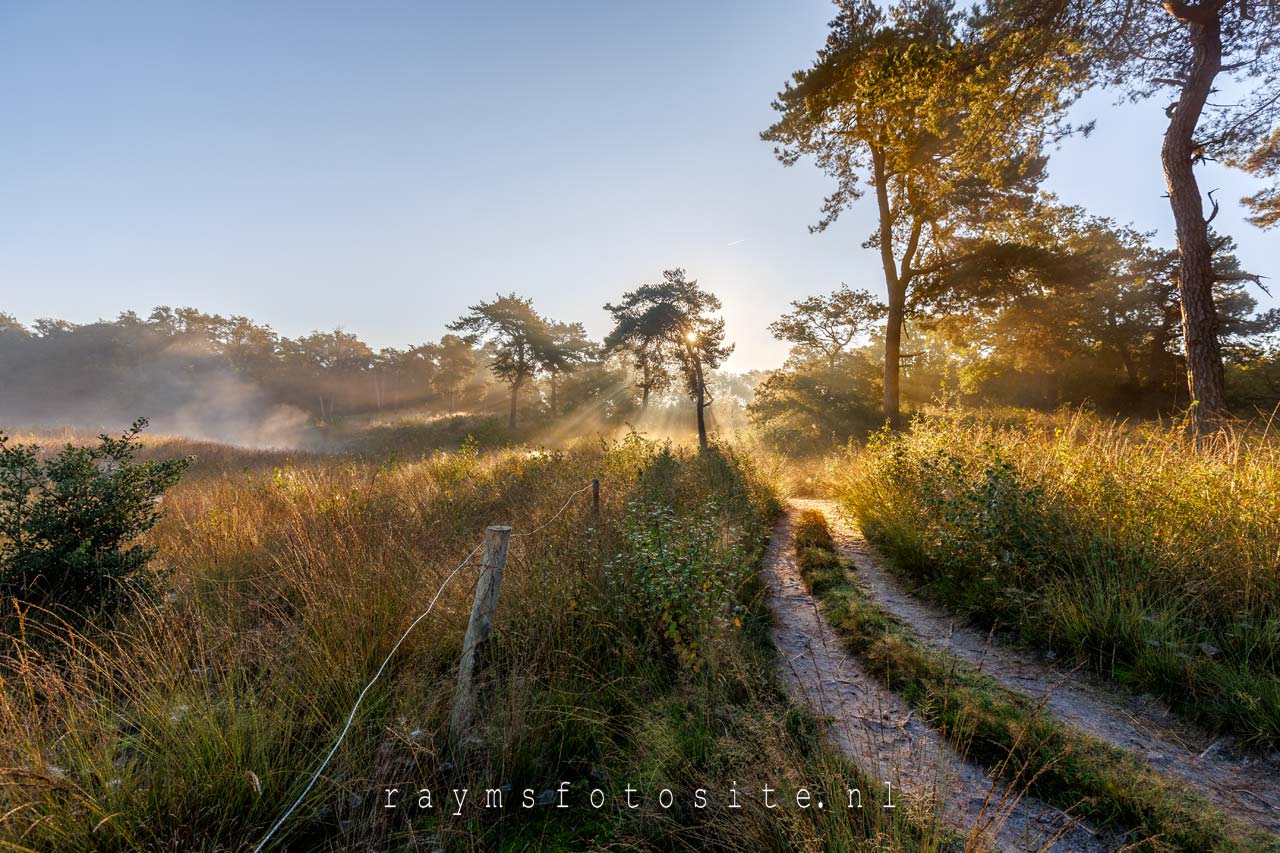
[795,498,1280,838]
[763,506,1111,852]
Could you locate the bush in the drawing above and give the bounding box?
[0,418,188,619]
[607,499,752,672]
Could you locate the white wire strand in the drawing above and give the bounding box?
[512,481,595,538]
[250,541,483,853]
[250,479,595,851]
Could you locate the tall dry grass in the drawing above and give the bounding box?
[1,431,923,851]
[837,407,1280,748]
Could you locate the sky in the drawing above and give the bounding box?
[2,1,1275,372]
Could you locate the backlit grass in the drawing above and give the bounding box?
[836,408,1280,749]
[0,433,924,851]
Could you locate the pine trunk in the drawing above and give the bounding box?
[693,359,708,449]
[871,145,911,431]
[1118,345,1140,390]
[1161,11,1227,434]
[883,291,905,430]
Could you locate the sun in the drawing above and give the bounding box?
[685,330,698,342]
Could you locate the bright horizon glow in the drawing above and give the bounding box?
[0,2,1274,372]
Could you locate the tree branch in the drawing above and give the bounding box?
[1215,270,1271,296]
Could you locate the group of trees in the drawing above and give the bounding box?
[751,210,1279,450]
[446,294,593,429]
[764,0,1279,435]
[451,270,732,447]
[0,271,739,447]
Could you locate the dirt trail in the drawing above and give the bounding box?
[764,507,1111,852]
[795,498,1280,838]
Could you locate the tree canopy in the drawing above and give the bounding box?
[769,284,885,368]
[604,269,733,448]
[764,0,1088,427]
[448,293,556,430]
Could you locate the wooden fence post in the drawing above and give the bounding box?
[591,478,600,515]
[449,524,512,746]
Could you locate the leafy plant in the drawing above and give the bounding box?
[607,499,750,672]
[0,418,188,619]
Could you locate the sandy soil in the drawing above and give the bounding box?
[795,498,1280,839]
[763,506,1113,852]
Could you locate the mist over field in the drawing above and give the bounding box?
[0,305,763,452]
[2,355,312,449]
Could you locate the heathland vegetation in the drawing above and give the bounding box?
[1,431,934,851]
[838,409,1280,749]
[3,0,1280,850]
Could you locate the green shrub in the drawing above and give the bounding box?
[606,498,751,672]
[0,418,188,619]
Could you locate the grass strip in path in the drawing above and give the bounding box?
[767,509,1113,852]
[792,508,1279,853]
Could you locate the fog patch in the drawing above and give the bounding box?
[0,341,315,450]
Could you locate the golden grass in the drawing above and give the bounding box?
[1,432,922,851]
[837,407,1280,747]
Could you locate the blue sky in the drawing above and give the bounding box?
[1,1,1274,370]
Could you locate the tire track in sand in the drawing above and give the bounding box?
[796,498,1280,839]
[764,506,1112,852]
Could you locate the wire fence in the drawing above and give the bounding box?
[249,480,597,853]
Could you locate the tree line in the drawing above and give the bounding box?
[0,308,487,431]
[0,272,740,448]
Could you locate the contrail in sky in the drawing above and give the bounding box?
[726,239,746,246]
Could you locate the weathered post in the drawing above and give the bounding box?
[591,478,600,515]
[449,525,512,746]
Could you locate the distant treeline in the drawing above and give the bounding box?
[0,309,477,437]
[0,305,757,445]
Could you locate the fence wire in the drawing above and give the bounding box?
[250,479,595,852]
